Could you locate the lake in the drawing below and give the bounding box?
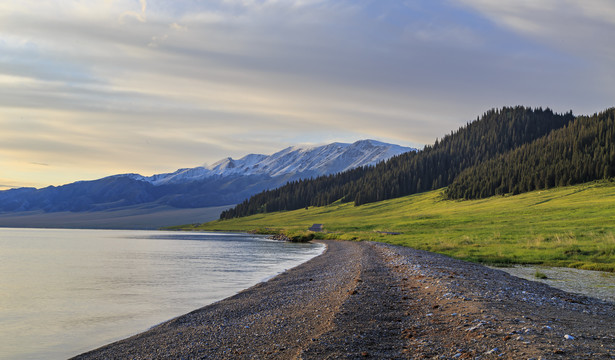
[0,228,324,360]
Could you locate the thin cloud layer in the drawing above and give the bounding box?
[456,0,615,72]
[0,0,612,189]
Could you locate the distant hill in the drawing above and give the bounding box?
[0,140,413,228]
[222,106,578,219]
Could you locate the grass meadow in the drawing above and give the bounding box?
[180,180,615,272]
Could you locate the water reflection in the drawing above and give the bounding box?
[0,228,324,360]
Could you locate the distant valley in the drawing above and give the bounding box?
[0,140,414,229]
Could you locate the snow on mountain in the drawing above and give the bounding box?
[144,140,414,185]
[208,153,269,176]
[0,139,415,217]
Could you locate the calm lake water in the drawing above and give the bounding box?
[0,228,324,360]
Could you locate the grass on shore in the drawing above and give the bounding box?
[176,180,615,272]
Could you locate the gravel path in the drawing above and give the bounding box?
[73,240,615,359]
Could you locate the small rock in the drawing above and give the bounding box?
[485,347,499,355]
[466,322,485,332]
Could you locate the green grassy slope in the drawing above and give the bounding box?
[181,181,615,271]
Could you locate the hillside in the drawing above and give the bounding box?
[447,108,615,199]
[187,181,615,272]
[221,106,576,219]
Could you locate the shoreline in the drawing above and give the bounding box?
[73,240,615,359]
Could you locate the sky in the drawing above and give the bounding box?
[1,0,614,190]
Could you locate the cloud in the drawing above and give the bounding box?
[453,0,615,116]
[455,0,615,65]
[119,10,146,23]
[0,0,613,188]
[121,0,147,22]
[170,22,187,31]
[147,34,168,48]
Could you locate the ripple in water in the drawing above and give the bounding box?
[0,228,324,360]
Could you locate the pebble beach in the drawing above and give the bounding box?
[73,240,615,359]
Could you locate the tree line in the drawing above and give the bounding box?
[446,108,615,199]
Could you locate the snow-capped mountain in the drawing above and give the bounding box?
[140,139,413,185]
[0,140,415,220]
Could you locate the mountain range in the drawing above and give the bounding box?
[130,139,411,185]
[222,106,615,220]
[0,140,414,229]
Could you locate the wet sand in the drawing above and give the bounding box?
[73,240,615,359]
